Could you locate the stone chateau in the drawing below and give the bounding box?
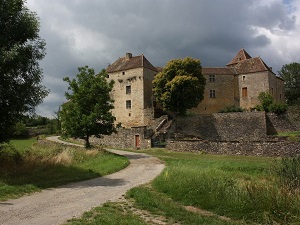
[106,49,285,128]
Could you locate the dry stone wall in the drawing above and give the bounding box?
[166,138,300,157]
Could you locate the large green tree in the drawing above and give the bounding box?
[153,57,206,115]
[278,62,300,105]
[0,0,48,143]
[60,66,116,148]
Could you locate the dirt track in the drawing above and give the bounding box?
[0,137,165,225]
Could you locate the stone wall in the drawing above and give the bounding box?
[166,138,300,157]
[175,112,267,141]
[90,126,152,149]
[266,113,298,134]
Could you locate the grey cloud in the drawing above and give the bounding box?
[25,0,298,117]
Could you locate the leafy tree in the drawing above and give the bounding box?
[278,62,300,105]
[153,57,206,115]
[60,66,116,148]
[0,0,48,143]
[258,92,274,112]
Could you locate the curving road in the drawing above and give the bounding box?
[0,136,165,225]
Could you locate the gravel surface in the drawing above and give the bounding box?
[0,136,165,225]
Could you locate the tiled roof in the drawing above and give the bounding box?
[202,67,236,75]
[234,57,271,74]
[226,48,252,66]
[107,53,158,73]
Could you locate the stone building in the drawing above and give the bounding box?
[106,53,158,128]
[107,49,285,127]
[189,48,285,114]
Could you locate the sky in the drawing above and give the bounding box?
[25,0,300,118]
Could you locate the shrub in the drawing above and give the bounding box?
[268,102,288,115]
[258,92,274,112]
[218,105,244,113]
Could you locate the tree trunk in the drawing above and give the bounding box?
[84,135,91,148]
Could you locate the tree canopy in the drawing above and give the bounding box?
[278,62,300,105]
[153,57,205,115]
[60,66,116,148]
[0,0,48,143]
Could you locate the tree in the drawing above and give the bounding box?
[278,62,300,105]
[256,92,288,114]
[153,57,206,115]
[0,0,48,143]
[60,66,116,148]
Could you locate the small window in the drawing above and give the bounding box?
[280,94,282,100]
[271,88,274,95]
[242,87,248,97]
[122,71,125,75]
[129,113,131,117]
[126,85,131,94]
[242,76,245,81]
[209,90,216,98]
[126,100,131,109]
[209,75,215,82]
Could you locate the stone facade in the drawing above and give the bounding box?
[107,53,157,128]
[107,49,285,127]
[189,49,285,114]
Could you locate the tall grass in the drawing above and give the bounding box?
[0,140,129,201]
[142,150,300,224]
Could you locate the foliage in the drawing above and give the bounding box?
[271,156,300,191]
[278,62,300,105]
[60,66,116,148]
[0,0,48,143]
[153,57,206,115]
[0,140,129,201]
[256,92,288,114]
[13,122,29,138]
[218,105,244,113]
[268,102,288,115]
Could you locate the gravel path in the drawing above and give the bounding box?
[0,136,165,225]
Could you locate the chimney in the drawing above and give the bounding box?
[125,53,132,60]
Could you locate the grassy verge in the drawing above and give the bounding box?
[0,140,129,201]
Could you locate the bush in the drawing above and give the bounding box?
[13,122,29,138]
[268,102,288,115]
[258,92,274,112]
[218,105,244,113]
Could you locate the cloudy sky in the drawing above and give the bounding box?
[25,0,300,118]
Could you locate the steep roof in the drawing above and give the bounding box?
[234,57,271,74]
[202,67,236,75]
[226,48,252,66]
[107,53,158,73]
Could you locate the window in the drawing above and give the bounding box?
[280,94,282,100]
[126,100,131,109]
[209,74,215,82]
[122,71,125,75]
[242,76,245,81]
[209,90,216,98]
[242,87,248,97]
[126,85,131,94]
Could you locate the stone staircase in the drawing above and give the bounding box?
[151,116,174,147]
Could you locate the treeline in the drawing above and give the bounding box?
[13,115,60,138]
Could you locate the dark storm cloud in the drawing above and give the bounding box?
[26,0,299,117]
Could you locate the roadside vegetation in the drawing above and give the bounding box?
[0,138,129,201]
[69,149,300,225]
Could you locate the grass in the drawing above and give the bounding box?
[66,202,148,225]
[145,149,300,224]
[0,139,129,201]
